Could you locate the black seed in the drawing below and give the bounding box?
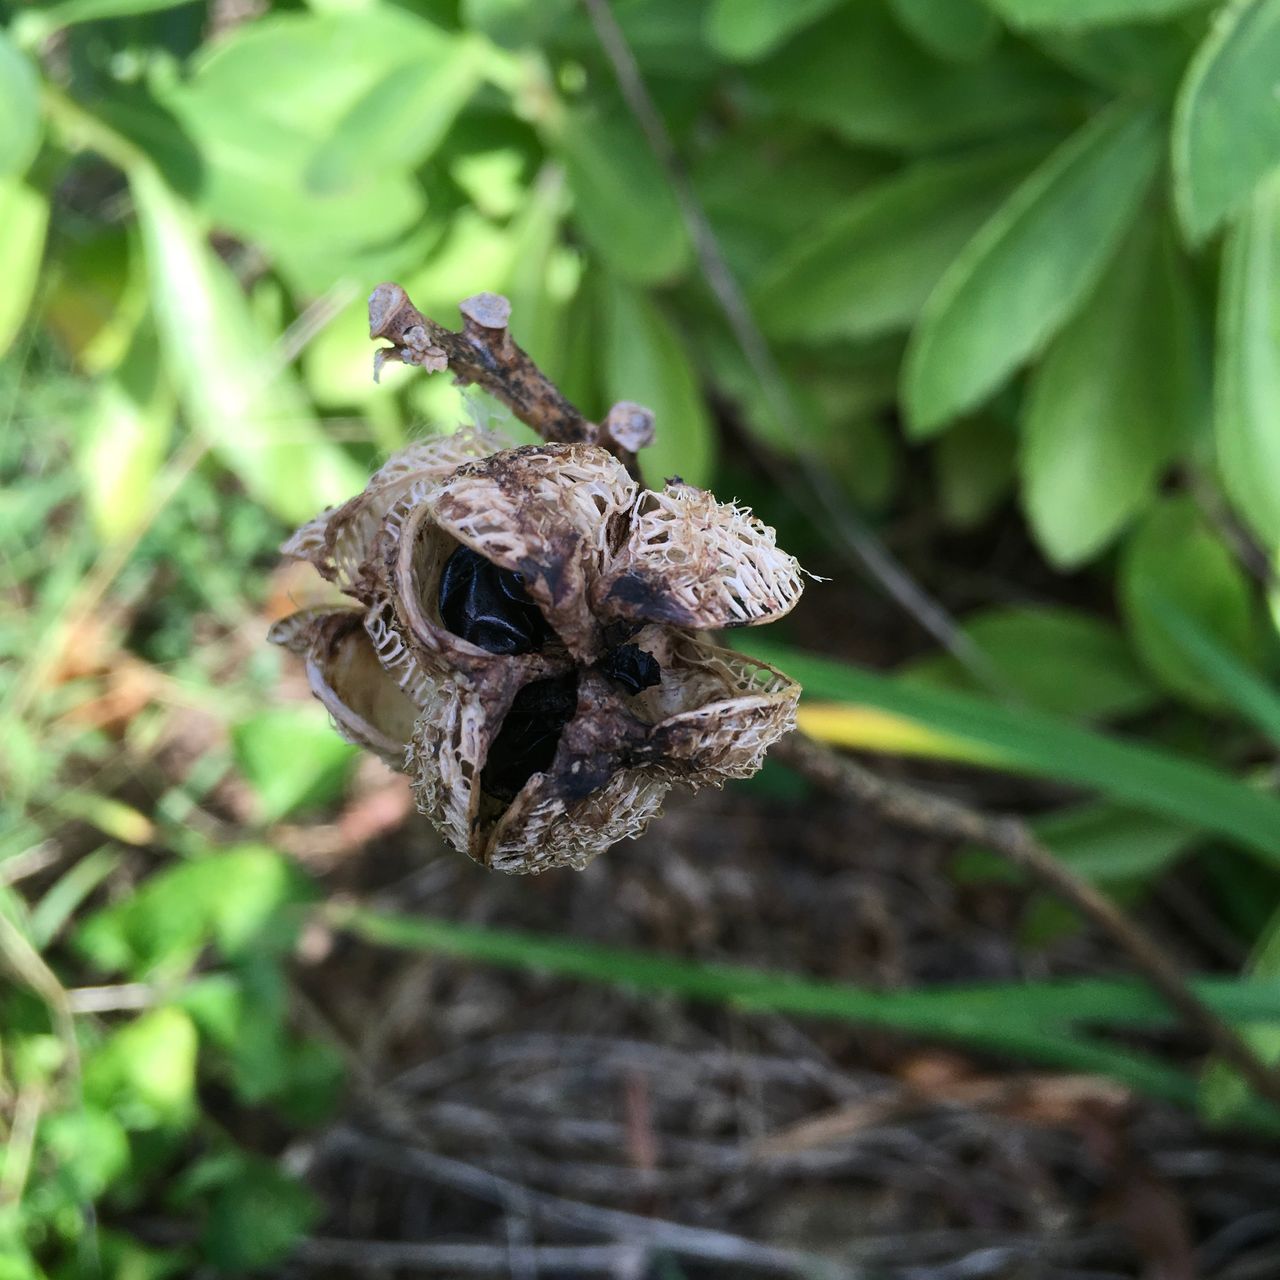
[597,643,661,695]
[481,673,579,803]
[438,545,555,655]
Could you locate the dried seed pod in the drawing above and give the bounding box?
[272,430,806,872]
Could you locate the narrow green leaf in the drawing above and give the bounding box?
[736,638,1280,863]
[888,0,1000,60]
[752,143,1042,343]
[747,4,1083,152]
[1216,172,1280,549]
[1119,497,1259,707]
[986,0,1213,28]
[332,904,1280,1120]
[0,178,48,358]
[1202,904,1280,1124]
[559,108,690,285]
[703,0,842,61]
[902,605,1159,720]
[1020,214,1204,566]
[905,101,1162,434]
[130,165,365,523]
[0,31,40,178]
[1173,0,1280,240]
[1135,589,1280,743]
[79,327,174,542]
[600,276,715,487]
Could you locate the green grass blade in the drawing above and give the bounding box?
[329,904,1280,1127]
[1137,589,1280,749]
[739,639,1280,864]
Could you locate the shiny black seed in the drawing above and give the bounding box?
[481,673,579,802]
[438,545,555,655]
[597,643,661,695]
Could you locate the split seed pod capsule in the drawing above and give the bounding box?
[270,428,806,873]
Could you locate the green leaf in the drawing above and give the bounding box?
[747,4,1083,151]
[85,1007,198,1129]
[1020,213,1204,566]
[160,10,439,287]
[600,276,715,487]
[13,0,195,41]
[231,706,359,824]
[1120,497,1259,706]
[204,1157,319,1272]
[0,32,40,178]
[75,846,310,978]
[703,0,842,61]
[1201,903,1280,1124]
[1173,0,1280,240]
[753,143,1042,343]
[737,637,1280,864]
[903,605,1159,720]
[1215,172,1280,550]
[1140,593,1280,746]
[904,101,1162,435]
[79,326,174,542]
[129,165,365,523]
[0,178,47,359]
[933,413,1017,528]
[559,107,690,285]
[888,0,1000,60]
[985,0,1214,28]
[304,34,487,194]
[957,801,1197,884]
[40,1108,130,1200]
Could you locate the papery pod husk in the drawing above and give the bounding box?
[268,608,423,766]
[280,427,509,600]
[405,633,799,874]
[426,443,637,662]
[594,483,805,630]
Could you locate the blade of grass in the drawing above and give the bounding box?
[740,639,1280,864]
[326,903,1280,1128]
[1137,588,1280,748]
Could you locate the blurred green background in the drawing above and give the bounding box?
[5,0,1280,1275]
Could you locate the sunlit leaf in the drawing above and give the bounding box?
[1119,497,1260,707]
[231,705,359,823]
[304,33,487,193]
[79,326,174,541]
[1173,0,1280,239]
[0,32,40,178]
[0,177,47,358]
[130,164,365,523]
[1021,213,1204,566]
[904,102,1161,434]
[1215,172,1280,550]
[600,275,715,486]
[753,143,1042,343]
[85,1007,199,1129]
